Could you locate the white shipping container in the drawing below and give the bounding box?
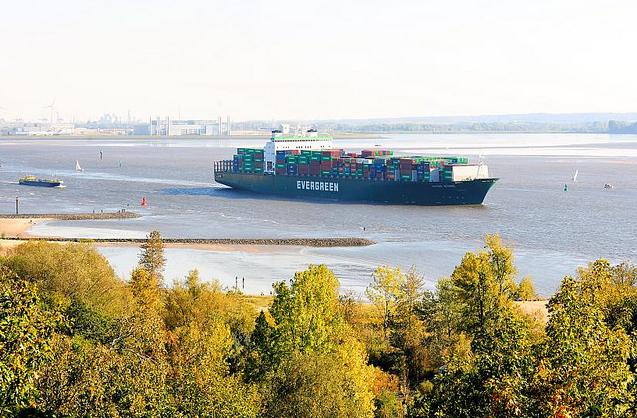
[451,164,483,182]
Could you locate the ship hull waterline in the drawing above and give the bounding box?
[214,172,497,206]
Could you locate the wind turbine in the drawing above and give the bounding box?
[44,98,56,124]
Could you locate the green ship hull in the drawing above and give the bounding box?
[214,172,497,205]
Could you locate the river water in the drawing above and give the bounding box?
[1,133,635,296]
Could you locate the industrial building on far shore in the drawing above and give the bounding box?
[0,115,242,137]
[149,116,231,136]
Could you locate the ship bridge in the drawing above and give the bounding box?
[264,126,333,172]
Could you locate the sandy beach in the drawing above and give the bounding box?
[0,217,333,254]
[0,218,47,250]
[0,218,48,238]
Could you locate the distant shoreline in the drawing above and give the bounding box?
[0,133,385,140]
[6,131,633,140]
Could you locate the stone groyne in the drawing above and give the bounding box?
[0,212,141,220]
[3,237,374,247]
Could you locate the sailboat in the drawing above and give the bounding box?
[75,160,83,172]
[572,169,578,182]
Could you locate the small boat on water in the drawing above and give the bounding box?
[76,160,83,172]
[19,175,63,188]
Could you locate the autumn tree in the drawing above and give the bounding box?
[2,241,130,317]
[366,266,404,340]
[36,334,124,416]
[35,263,261,416]
[139,230,166,285]
[515,276,537,301]
[104,267,172,415]
[163,269,261,416]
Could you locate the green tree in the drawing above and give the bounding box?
[245,310,276,382]
[250,265,376,418]
[265,340,375,418]
[449,234,517,335]
[415,277,466,374]
[138,230,166,285]
[0,268,57,415]
[269,264,344,355]
[531,269,634,416]
[418,311,533,418]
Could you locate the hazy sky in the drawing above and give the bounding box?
[1,0,636,121]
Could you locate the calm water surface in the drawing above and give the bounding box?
[1,133,635,296]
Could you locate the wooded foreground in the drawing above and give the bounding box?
[1,233,636,417]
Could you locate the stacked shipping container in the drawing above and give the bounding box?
[231,148,472,183]
[233,148,265,174]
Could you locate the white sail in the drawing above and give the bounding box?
[572,169,578,182]
[75,160,83,171]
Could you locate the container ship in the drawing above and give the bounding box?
[214,127,497,205]
[19,175,63,188]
